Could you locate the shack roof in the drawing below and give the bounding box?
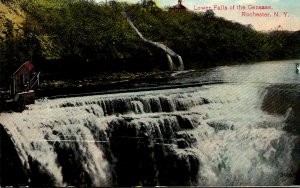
[13,61,34,76]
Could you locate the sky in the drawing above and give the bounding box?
[96,0,300,31]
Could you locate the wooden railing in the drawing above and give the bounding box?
[28,72,40,90]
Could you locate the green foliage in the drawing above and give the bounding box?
[0,16,43,88]
[264,31,300,60]
[1,0,300,86]
[129,9,235,65]
[125,7,299,68]
[21,0,149,60]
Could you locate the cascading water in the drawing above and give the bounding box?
[1,79,299,186]
[122,12,184,71]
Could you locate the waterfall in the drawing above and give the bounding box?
[122,12,184,71]
[0,84,299,186]
[177,55,184,71]
[167,54,174,71]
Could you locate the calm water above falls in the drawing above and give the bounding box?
[169,60,300,85]
[0,60,299,186]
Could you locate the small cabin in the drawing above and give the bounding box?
[10,61,39,95]
[0,62,40,112]
[169,0,188,12]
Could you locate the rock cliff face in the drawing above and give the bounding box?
[0,1,25,41]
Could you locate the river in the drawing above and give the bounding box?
[0,60,299,186]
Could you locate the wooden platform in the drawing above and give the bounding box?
[1,90,35,112]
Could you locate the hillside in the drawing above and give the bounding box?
[1,0,300,89]
[0,1,25,41]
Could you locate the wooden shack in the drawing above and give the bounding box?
[169,0,188,12]
[0,62,40,112]
[10,61,39,95]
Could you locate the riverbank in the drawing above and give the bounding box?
[37,71,172,98]
[37,59,299,97]
[1,0,300,89]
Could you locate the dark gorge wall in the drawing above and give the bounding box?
[1,124,58,186]
[0,124,28,186]
[261,84,300,134]
[261,84,300,184]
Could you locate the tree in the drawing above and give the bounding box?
[204,10,215,18]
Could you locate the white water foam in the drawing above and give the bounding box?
[0,83,298,186]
